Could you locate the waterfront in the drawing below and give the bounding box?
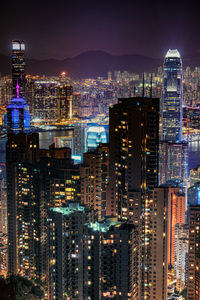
[0,130,199,171]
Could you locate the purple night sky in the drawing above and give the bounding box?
[0,0,199,59]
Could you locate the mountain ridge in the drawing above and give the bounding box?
[1,50,200,79]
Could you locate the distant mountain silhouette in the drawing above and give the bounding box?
[1,50,200,79]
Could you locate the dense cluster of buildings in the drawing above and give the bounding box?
[0,40,200,300]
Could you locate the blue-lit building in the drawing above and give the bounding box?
[162,49,183,142]
[86,125,107,151]
[6,97,30,133]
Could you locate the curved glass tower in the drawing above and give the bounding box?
[162,49,183,142]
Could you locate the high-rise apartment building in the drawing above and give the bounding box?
[48,203,95,300]
[7,134,82,282]
[83,219,139,300]
[187,206,200,300]
[81,143,109,220]
[148,187,169,300]
[174,224,189,293]
[107,97,160,224]
[41,146,81,207]
[12,40,26,98]
[48,202,140,300]
[162,49,183,142]
[6,132,40,276]
[168,187,185,266]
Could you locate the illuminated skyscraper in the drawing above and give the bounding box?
[162,49,183,142]
[12,40,25,98]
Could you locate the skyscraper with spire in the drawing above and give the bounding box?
[162,49,183,142]
[160,50,188,188]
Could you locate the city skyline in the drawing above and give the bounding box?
[1,32,200,299]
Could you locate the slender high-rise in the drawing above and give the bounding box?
[12,40,26,98]
[162,49,183,142]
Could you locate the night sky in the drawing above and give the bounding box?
[0,0,199,59]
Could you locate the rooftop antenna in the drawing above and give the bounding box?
[150,73,153,98]
[142,73,145,97]
[16,80,20,98]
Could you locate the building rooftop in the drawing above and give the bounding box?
[7,97,28,108]
[50,202,85,215]
[86,217,121,232]
[165,49,181,58]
